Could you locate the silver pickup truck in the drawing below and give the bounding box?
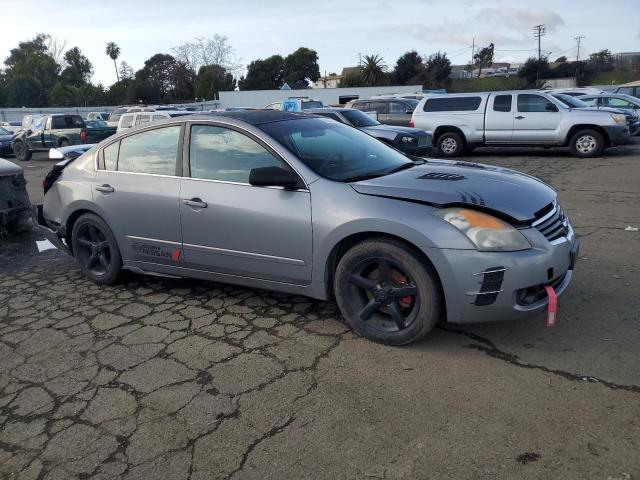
[411,90,631,157]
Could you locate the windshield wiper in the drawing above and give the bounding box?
[385,162,417,175]
[342,173,387,183]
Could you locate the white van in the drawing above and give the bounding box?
[116,111,191,132]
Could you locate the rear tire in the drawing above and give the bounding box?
[71,213,122,285]
[569,129,604,158]
[58,139,70,147]
[13,141,32,161]
[436,132,464,157]
[334,239,442,346]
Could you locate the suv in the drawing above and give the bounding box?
[116,111,192,132]
[12,114,87,161]
[411,91,630,157]
[346,98,419,127]
[615,81,640,98]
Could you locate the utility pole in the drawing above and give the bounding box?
[574,35,585,82]
[471,38,475,78]
[533,24,546,83]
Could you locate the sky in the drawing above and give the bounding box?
[1,0,639,86]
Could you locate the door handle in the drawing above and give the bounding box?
[183,198,207,209]
[515,116,526,120]
[95,184,114,193]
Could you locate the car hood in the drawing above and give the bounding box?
[578,106,632,117]
[0,158,23,175]
[350,160,556,223]
[361,124,427,136]
[0,134,13,143]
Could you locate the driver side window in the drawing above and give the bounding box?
[189,125,285,183]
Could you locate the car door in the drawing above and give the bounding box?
[512,93,562,143]
[92,124,184,265]
[179,123,313,285]
[27,116,46,150]
[485,94,514,142]
[386,101,411,126]
[369,101,389,124]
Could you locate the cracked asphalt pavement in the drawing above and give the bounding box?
[1,141,639,479]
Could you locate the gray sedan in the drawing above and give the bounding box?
[307,107,432,155]
[38,111,578,345]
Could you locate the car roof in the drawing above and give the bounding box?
[183,110,317,125]
[306,107,356,113]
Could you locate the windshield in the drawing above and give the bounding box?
[403,99,420,108]
[86,120,107,128]
[0,127,10,135]
[302,101,323,109]
[553,94,589,108]
[260,118,412,182]
[341,109,380,127]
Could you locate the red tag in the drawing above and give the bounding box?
[171,249,181,262]
[544,285,558,327]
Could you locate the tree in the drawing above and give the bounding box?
[474,43,494,77]
[106,42,121,82]
[60,47,93,87]
[393,51,423,85]
[238,55,284,90]
[361,54,387,86]
[282,48,320,86]
[195,64,235,100]
[3,34,60,106]
[338,72,365,88]
[519,57,551,86]
[118,61,135,80]
[133,53,195,103]
[43,35,68,65]
[420,51,452,88]
[589,49,614,67]
[172,35,242,77]
[554,56,568,63]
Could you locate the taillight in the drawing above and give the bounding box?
[409,119,415,128]
[80,130,87,143]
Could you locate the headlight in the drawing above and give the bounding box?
[434,208,531,251]
[400,136,417,144]
[611,113,626,125]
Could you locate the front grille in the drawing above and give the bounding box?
[417,136,429,147]
[532,202,569,242]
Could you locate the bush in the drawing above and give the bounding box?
[449,76,525,93]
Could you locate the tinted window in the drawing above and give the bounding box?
[517,94,556,112]
[52,116,84,129]
[189,125,284,183]
[579,97,598,107]
[341,109,380,127]
[389,102,407,114]
[605,97,634,108]
[314,112,344,123]
[424,96,482,112]
[493,95,512,112]
[118,126,181,175]
[302,101,323,109]
[103,141,119,170]
[368,102,387,114]
[260,118,412,182]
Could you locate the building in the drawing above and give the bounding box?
[311,74,343,89]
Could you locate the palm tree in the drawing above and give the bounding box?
[106,42,121,82]
[361,54,387,86]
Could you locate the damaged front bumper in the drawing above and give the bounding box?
[35,205,72,254]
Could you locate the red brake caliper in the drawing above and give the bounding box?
[396,274,414,308]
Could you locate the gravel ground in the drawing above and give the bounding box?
[1,140,639,480]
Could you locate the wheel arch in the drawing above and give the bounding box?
[323,231,445,307]
[564,124,610,147]
[63,206,110,253]
[57,136,70,147]
[433,126,467,145]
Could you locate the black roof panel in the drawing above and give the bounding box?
[186,110,317,126]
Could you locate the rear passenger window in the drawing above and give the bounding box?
[52,116,84,129]
[423,97,482,112]
[117,126,181,175]
[517,94,556,112]
[189,125,284,183]
[493,95,512,112]
[389,102,407,114]
[103,142,119,170]
[368,102,387,114]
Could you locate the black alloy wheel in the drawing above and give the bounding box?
[71,213,122,285]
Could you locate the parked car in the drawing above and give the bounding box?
[579,93,640,116]
[106,105,156,127]
[346,98,419,127]
[0,158,31,234]
[44,144,96,194]
[12,114,87,161]
[86,112,110,121]
[37,110,578,345]
[116,111,192,132]
[411,91,630,158]
[0,127,13,156]
[85,120,118,143]
[551,93,640,136]
[0,121,21,133]
[544,87,606,97]
[614,80,640,98]
[307,107,432,155]
[264,97,324,111]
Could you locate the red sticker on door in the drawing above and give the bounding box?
[171,249,181,262]
[544,285,558,327]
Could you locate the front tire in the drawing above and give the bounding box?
[570,129,604,158]
[71,213,122,285]
[13,141,32,161]
[436,132,464,157]
[334,239,442,346]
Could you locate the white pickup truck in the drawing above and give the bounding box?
[410,90,631,157]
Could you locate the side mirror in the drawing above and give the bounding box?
[546,104,558,112]
[249,166,300,189]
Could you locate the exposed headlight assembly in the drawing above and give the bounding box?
[400,136,417,143]
[435,208,531,251]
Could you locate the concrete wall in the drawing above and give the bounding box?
[218,85,424,109]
